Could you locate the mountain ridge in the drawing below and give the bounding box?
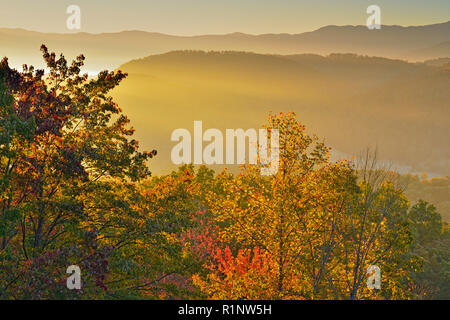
[1,21,449,71]
[2,20,449,37]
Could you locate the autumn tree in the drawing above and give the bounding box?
[0,46,199,299]
[194,114,417,300]
[195,112,356,299]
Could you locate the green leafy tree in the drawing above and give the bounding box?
[408,201,450,299]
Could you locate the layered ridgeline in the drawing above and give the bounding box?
[112,51,450,177]
[1,21,450,71]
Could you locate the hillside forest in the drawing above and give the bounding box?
[0,47,449,300]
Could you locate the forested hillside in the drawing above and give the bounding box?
[1,48,448,299]
[114,51,450,176]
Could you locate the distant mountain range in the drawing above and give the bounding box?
[1,21,450,71]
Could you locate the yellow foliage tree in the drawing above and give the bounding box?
[195,113,415,299]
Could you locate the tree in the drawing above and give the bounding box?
[0,46,193,299]
[333,150,414,299]
[408,201,450,299]
[194,114,417,300]
[196,112,356,299]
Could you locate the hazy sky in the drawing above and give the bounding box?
[1,0,449,35]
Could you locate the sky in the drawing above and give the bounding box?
[0,0,449,35]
